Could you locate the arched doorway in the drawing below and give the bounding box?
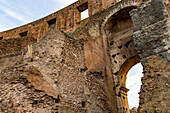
[101,6,141,113]
[117,56,141,112]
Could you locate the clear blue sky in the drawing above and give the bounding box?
[0,0,143,109]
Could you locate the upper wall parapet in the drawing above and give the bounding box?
[0,0,89,40]
[0,0,149,40]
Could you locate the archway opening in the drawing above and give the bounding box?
[126,63,143,111]
[117,56,140,112]
[102,6,140,112]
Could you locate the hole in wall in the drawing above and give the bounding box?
[55,105,59,110]
[123,55,127,59]
[124,40,132,48]
[81,101,86,107]
[61,59,65,63]
[81,9,89,20]
[19,31,28,37]
[118,46,122,49]
[114,72,118,75]
[33,100,38,104]
[112,54,116,58]
[80,67,87,72]
[55,108,58,110]
[55,95,60,103]
[110,41,114,46]
[47,18,56,26]
[47,18,56,29]
[118,92,121,96]
[77,2,89,20]
[55,99,60,103]
[0,36,3,40]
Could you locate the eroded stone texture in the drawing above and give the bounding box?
[27,67,58,99]
[0,0,170,113]
[0,0,140,40]
[130,0,170,112]
[0,36,36,56]
[103,6,139,112]
[73,19,117,113]
[0,37,37,71]
[0,29,87,112]
[139,57,170,113]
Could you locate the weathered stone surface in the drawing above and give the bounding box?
[132,18,170,61]
[130,0,169,32]
[0,53,22,71]
[0,0,170,113]
[138,56,170,113]
[130,0,170,112]
[27,67,58,98]
[0,36,36,55]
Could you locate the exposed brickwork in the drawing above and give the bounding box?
[0,0,170,113]
[130,0,170,112]
[0,0,89,40]
[0,37,37,71]
[138,57,170,113]
[0,0,144,40]
[0,37,36,56]
[0,30,87,113]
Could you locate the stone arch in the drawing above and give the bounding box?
[102,5,138,86]
[101,6,141,113]
[102,1,141,27]
[118,56,140,87]
[116,56,141,112]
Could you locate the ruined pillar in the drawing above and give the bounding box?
[130,0,170,112]
[73,20,117,113]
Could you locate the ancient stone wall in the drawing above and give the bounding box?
[0,37,36,71]
[0,0,144,73]
[0,0,139,41]
[130,0,170,112]
[0,30,87,113]
[0,0,89,40]
[73,18,118,112]
[103,6,138,112]
[0,0,169,113]
[0,28,116,113]
[0,37,36,56]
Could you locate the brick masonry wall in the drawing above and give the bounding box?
[0,37,37,71]
[1,0,169,113]
[0,0,144,40]
[0,29,87,113]
[139,56,170,113]
[0,37,36,56]
[0,0,88,40]
[73,18,119,112]
[130,0,170,112]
